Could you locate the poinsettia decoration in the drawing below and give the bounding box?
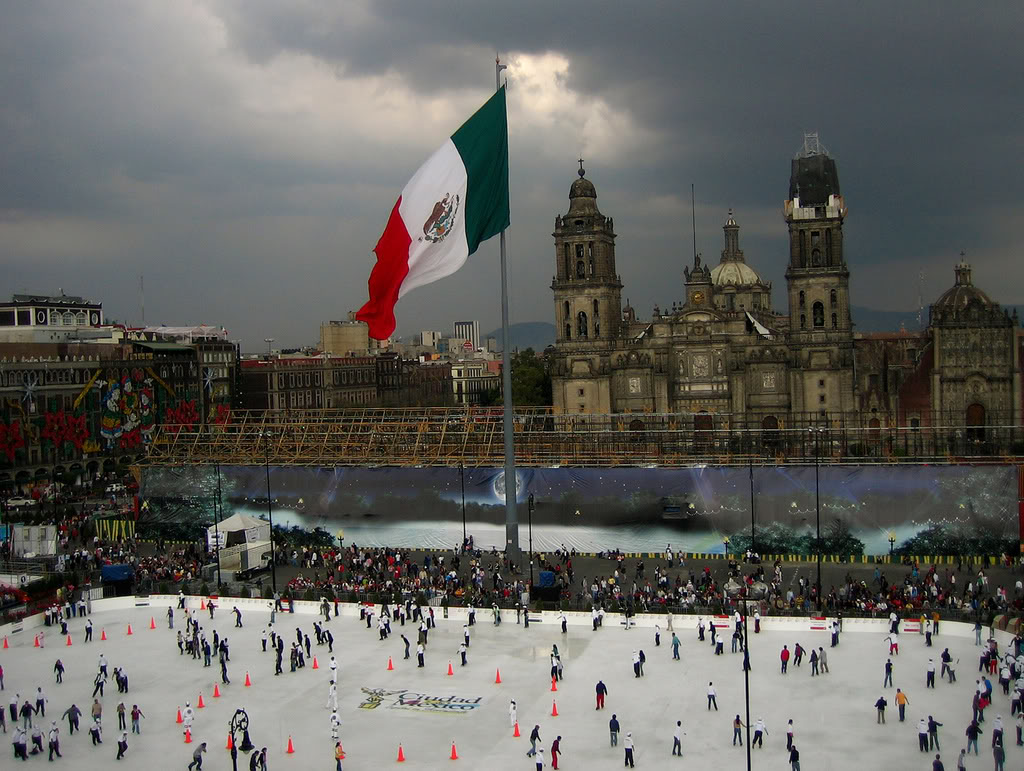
[211,404,231,425]
[164,399,199,432]
[0,420,26,462]
[41,410,93,452]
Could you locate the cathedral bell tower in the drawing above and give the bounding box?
[551,160,622,343]
[550,161,621,414]
[784,133,855,419]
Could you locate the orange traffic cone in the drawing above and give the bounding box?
[450,740,458,760]
[2,636,7,649]
[244,671,252,687]
[34,635,40,648]
[66,634,72,646]
[184,728,192,744]
[149,617,156,630]
[226,732,233,750]
[101,629,107,641]
[286,736,295,754]
[495,668,501,684]
[176,708,183,724]
[197,693,205,709]
[397,744,406,762]
[126,623,133,636]
[312,656,319,670]
[387,656,394,671]
[551,700,559,717]
[213,684,221,698]
[550,676,557,692]
[513,722,520,737]
[200,599,206,610]
[447,660,455,676]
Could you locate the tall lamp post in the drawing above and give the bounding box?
[527,494,535,589]
[748,458,756,558]
[888,532,896,559]
[260,430,277,593]
[213,462,223,590]
[459,462,467,545]
[809,427,823,612]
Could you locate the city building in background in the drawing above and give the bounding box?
[549,138,1022,438]
[453,320,480,351]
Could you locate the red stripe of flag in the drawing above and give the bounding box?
[356,197,413,340]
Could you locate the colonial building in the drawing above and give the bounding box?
[550,136,1022,438]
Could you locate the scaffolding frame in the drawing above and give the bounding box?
[143,408,1024,468]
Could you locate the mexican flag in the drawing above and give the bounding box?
[356,87,510,340]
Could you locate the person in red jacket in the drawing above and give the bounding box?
[781,645,791,674]
[550,735,562,769]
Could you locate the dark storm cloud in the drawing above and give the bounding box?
[1,1,1021,349]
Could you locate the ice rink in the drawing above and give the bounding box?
[1,600,1018,770]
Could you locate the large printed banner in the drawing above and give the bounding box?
[358,687,484,715]
[139,464,1017,555]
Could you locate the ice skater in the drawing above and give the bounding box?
[733,715,746,745]
[672,720,684,755]
[884,659,894,688]
[896,688,910,721]
[623,731,635,767]
[753,717,768,748]
[509,699,517,727]
[596,680,608,710]
[609,714,620,746]
[527,724,541,757]
[116,730,128,759]
[326,681,338,711]
[708,682,718,711]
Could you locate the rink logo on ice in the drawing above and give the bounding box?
[359,687,483,714]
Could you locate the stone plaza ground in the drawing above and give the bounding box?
[1,598,1018,770]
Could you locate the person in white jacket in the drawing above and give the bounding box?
[624,732,635,767]
[509,699,517,728]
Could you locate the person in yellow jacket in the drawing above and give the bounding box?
[896,688,910,722]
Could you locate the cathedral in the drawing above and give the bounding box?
[549,135,1022,438]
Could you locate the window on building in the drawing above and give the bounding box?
[869,374,880,390]
[818,379,825,387]
[811,231,820,248]
[819,394,826,404]
[575,220,583,232]
[830,289,837,306]
[564,301,570,320]
[578,388,585,397]
[593,299,599,316]
[289,374,295,387]
[589,258,594,274]
[565,322,571,339]
[576,260,586,278]
[799,232,807,267]
[831,312,838,329]
[577,311,588,339]
[812,301,824,327]
[811,248,821,266]
[910,417,920,429]
[305,373,311,386]
[588,242,593,257]
[800,314,806,329]
[799,290,805,308]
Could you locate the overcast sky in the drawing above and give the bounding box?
[2,1,1021,351]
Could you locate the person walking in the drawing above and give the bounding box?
[609,714,620,747]
[819,647,829,674]
[188,741,208,770]
[509,699,517,728]
[672,720,684,756]
[47,721,61,760]
[671,633,681,660]
[550,735,561,769]
[876,695,888,724]
[928,659,937,688]
[116,730,128,760]
[733,715,746,746]
[780,645,790,674]
[62,704,81,735]
[919,718,932,752]
[786,719,795,750]
[809,648,819,676]
[928,715,943,750]
[596,680,608,710]
[933,753,945,771]
[623,732,635,768]
[957,748,967,770]
[966,719,982,755]
[527,724,541,757]
[130,705,144,734]
[884,658,894,688]
[707,682,718,711]
[753,717,768,748]
[896,689,910,722]
[789,743,801,770]
[993,742,1005,770]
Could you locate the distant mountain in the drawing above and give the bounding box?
[484,322,555,352]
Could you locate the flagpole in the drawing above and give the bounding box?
[496,56,520,570]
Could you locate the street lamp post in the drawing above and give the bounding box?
[810,427,822,612]
[527,494,535,589]
[888,532,896,558]
[459,462,467,545]
[723,536,730,557]
[261,431,277,594]
[748,458,756,559]
[213,462,223,590]
[742,589,752,771]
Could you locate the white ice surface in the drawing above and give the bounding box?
[1,605,1017,770]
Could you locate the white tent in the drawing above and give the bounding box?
[207,513,270,549]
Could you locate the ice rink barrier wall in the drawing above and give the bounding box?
[3,593,1017,649]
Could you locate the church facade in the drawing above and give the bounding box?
[550,138,1022,440]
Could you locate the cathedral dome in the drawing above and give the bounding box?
[569,175,597,200]
[933,262,994,312]
[711,261,762,287]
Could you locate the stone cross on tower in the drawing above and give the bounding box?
[578,158,585,177]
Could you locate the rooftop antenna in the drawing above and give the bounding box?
[691,183,697,264]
